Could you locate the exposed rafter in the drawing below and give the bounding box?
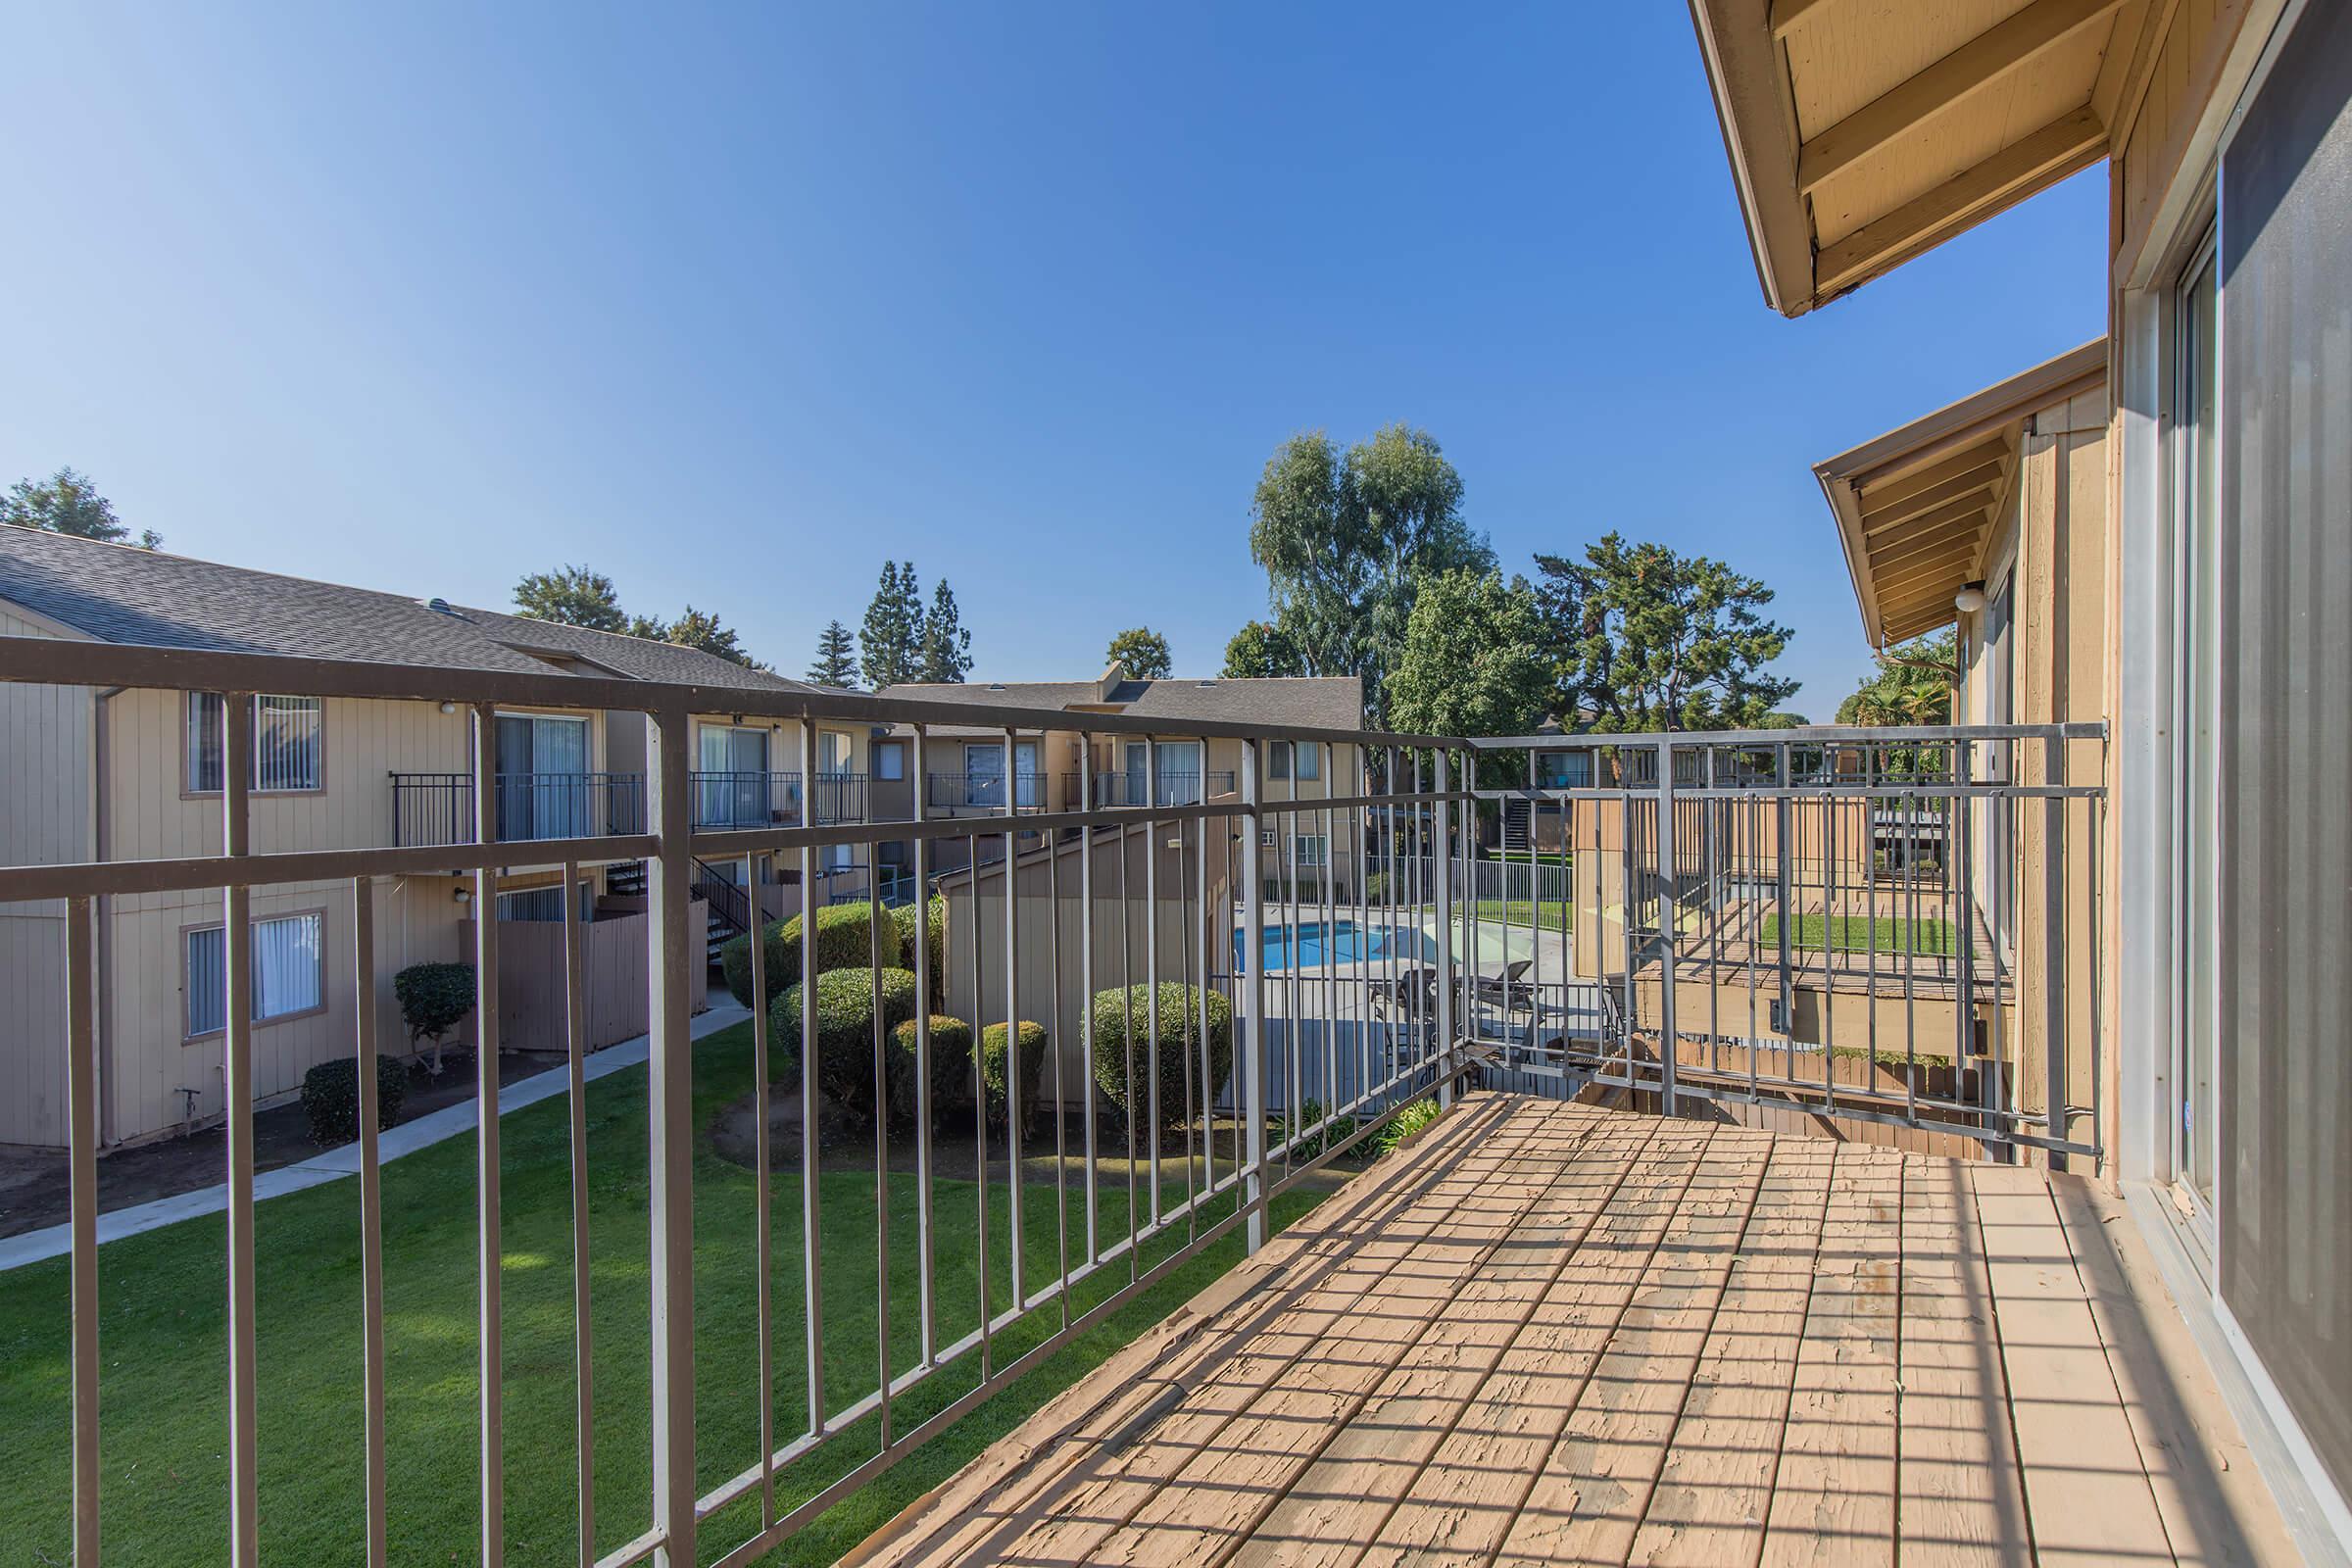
[1798,0,2127,194]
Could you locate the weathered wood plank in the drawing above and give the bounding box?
[1491,1126,1775,1563]
[1082,1111,1616,1566]
[1626,1136,1837,1567]
[996,1103,1600,1566]
[1756,1145,1905,1567]
[1353,1123,1722,1566]
[1225,1111,1666,1567]
[1971,1162,2175,1566]
[1894,1153,2033,1564]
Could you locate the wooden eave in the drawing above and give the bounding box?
[1688,0,2154,316]
[1815,339,2106,647]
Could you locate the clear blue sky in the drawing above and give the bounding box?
[0,2,2106,714]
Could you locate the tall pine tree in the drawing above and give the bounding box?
[807,619,858,687]
[858,562,923,688]
[917,578,972,683]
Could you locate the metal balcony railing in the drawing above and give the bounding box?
[1,631,2109,1568]
[923,771,1045,810]
[690,769,803,830]
[389,770,647,847]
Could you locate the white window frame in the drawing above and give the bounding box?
[183,910,326,1040]
[185,693,325,795]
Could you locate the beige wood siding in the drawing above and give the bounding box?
[2115,0,2251,272]
[0,602,90,1146]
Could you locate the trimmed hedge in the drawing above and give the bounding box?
[979,1020,1050,1136]
[891,1013,974,1123]
[1090,983,1232,1127]
[769,966,918,1125]
[893,896,947,981]
[301,1054,408,1147]
[722,903,892,1008]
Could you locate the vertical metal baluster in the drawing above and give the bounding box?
[798,718,825,1439]
[1117,798,1136,1279]
[67,895,100,1568]
[966,825,990,1369]
[1078,738,1099,1263]
[1144,740,1161,1226]
[1174,796,1197,1240]
[646,705,696,1568]
[562,859,599,1560]
[1048,765,1070,1324]
[2043,732,2068,1167]
[1319,745,1336,1134]
[1001,727,1023,1309]
[1355,745,1372,1110]
[1196,735,1214,1200]
[1239,738,1267,1251]
[220,692,263,1568]
[1433,747,1455,1109]
[464,703,505,1566]
[868,836,890,1446]
[351,878,390,1567]
[910,724,935,1365]
[1652,740,1675,1117]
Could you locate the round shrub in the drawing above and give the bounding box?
[1090,983,1232,1128]
[980,1020,1050,1136]
[893,896,947,980]
[769,966,918,1124]
[723,903,892,1007]
[301,1054,408,1147]
[393,960,474,1073]
[892,1013,974,1124]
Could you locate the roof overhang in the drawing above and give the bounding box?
[1816,338,2106,646]
[1687,0,2153,316]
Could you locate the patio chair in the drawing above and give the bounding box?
[1474,958,1536,1014]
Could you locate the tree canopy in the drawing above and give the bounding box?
[1247,423,1492,723]
[2,466,160,549]
[1105,626,1172,680]
[806,619,858,687]
[1837,629,1954,726]
[514,566,764,666]
[1532,533,1797,732]
[1383,569,1550,740]
[1222,619,1303,679]
[859,562,922,688]
[917,578,972,683]
[514,564,628,632]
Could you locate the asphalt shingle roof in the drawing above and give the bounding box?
[0,526,808,693]
[880,673,1364,730]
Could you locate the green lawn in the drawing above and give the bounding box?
[1468,899,1572,933]
[0,1023,1323,1566]
[1758,912,1957,956]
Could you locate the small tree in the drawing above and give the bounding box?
[806,619,858,687]
[514,564,628,632]
[2,466,160,549]
[659,605,764,668]
[1105,627,1172,680]
[393,961,476,1076]
[917,578,973,683]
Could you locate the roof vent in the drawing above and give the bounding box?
[423,597,457,615]
[988,682,1005,691]
[1198,679,1216,688]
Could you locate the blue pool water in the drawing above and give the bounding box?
[1239,919,1438,973]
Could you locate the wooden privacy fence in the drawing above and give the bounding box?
[463,903,708,1054]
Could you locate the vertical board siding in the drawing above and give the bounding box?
[0,603,89,1146]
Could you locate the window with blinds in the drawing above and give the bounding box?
[185,694,324,793]
[184,912,325,1037]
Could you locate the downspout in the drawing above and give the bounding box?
[92,685,122,1147]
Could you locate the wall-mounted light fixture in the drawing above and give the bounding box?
[439,701,458,715]
[1953,581,1986,615]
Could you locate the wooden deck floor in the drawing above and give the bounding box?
[848,1096,2299,1568]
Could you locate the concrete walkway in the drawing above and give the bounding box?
[0,1002,752,1273]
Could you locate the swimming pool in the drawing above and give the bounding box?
[1239,919,1439,973]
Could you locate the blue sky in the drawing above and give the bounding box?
[0,2,2106,713]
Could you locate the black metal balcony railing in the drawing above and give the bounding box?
[924,772,1045,810]
[388,771,648,848]
[690,770,802,831]
[808,770,866,824]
